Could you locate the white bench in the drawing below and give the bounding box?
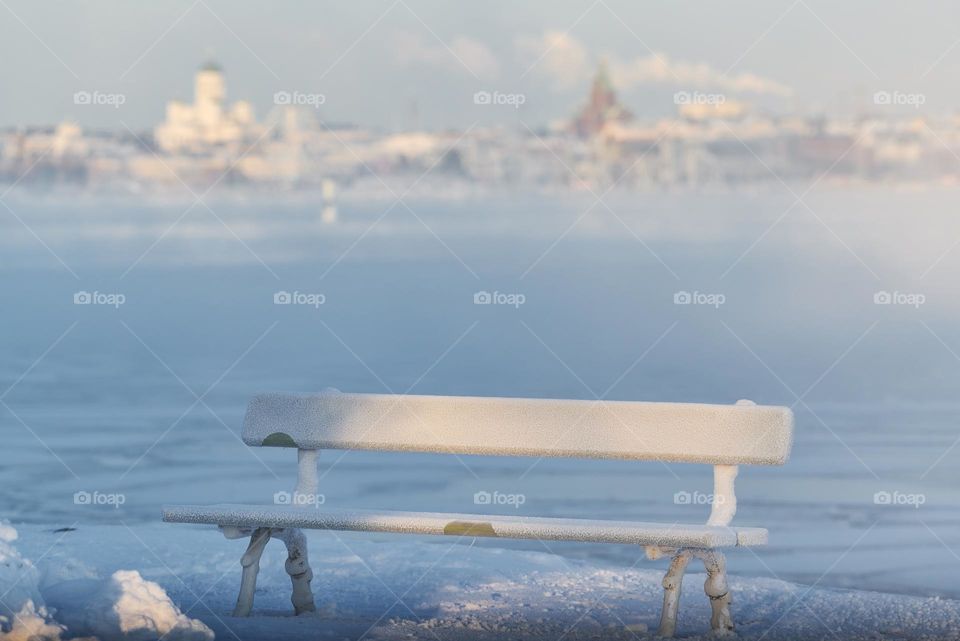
[163,391,793,637]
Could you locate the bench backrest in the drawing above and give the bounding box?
[242,392,793,466]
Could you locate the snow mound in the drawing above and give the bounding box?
[0,522,42,615]
[0,522,18,544]
[54,570,214,641]
[0,601,67,641]
[2,520,209,641]
[0,520,64,640]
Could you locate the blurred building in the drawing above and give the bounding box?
[154,61,259,153]
[571,61,633,138]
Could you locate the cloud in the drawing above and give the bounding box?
[517,31,792,96]
[515,31,590,89]
[392,30,500,79]
[449,36,501,79]
[608,52,793,96]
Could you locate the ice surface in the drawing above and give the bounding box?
[5,190,960,601]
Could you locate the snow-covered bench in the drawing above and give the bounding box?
[163,391,793,637]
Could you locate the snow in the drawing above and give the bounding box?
[44,571,214,641]
[705,465,738,527]
[0,521,54,639]
[0,521,211,641]
[0,525,17,544]
[2,520,959,640]
[0,602,68,641]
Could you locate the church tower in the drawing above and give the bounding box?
[194,60,225,127]
[572,60,633,138]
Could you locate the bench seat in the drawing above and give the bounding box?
[162,504,768,548]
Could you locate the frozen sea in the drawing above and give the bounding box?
[2,184,960,600]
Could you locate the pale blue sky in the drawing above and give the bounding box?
[0,0,956,130]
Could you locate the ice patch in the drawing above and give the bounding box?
[37,555,98,591]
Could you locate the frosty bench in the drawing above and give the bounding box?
[163,392,793,637]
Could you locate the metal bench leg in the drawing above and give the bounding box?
[701,549,734,636]
[278,528,316,615]
[233,527,271,617]
[658,549,692,637]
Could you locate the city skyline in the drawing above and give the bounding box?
[2,57,958,194]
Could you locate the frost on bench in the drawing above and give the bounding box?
[164,504,768,547]
[163,392,793,637]
[241,392,793,465]
[219,524,315,618]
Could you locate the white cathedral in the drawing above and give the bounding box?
[154,61,258,153]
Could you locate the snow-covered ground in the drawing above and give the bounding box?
[3,520,959,641]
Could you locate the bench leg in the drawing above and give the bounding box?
[233,527,271,617]
[658,549,692,637]
[278,528,316,615]
[701,550,734,636]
